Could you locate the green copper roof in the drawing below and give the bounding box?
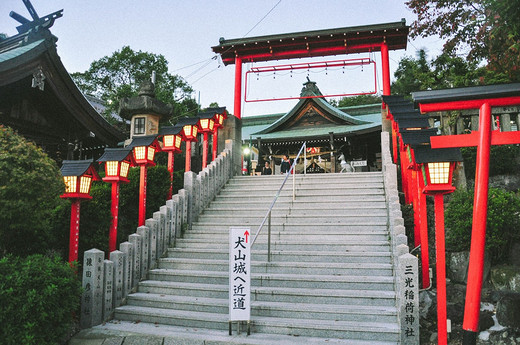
[0,38,46,65]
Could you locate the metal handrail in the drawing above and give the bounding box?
[251,142,307,261]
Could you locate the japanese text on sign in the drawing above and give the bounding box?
[229,227,251,321]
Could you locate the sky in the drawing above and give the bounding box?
[0,0,444,116]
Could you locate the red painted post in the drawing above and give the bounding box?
[202,132,209,168]
[185,141,192,172]
[399,145,410,204]
[167,151,174,200]
[138,165,147,226]
[418,173,431,289]
[380,42,391,96]
[411,170,421,248]
[462,103,492,341]
[109,182,120,253]
[212,130,218,160]
[234,56,243,119]
[434,193,448,345]
[69,199,81,263]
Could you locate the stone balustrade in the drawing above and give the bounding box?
[80,140,234,328]
[381,131,419,344]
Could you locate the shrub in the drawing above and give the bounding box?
[461,145,520,180]
[0,254,81,345]
[445,188,520,264]
[0,126,66,257]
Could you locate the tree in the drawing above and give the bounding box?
[406,0,520,81]
[71,46,199,125]
[391,49,482,95]
[0,125,66,257]
[336,94,381,107]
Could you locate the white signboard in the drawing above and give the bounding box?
[229,227,251,321]
[351,160,367,167]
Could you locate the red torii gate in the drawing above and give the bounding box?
[211,20,410,119]
[412,83,520,345]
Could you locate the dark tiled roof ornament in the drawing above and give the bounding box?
[9,0,63,35]
[300,77,323,98]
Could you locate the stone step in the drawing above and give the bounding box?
[213,194,386,203]
[200,207,387,217]
[157,258,393,276]
[189,223,389,232]
[192,215,389,226]
[167,248,392,263]
[114,305,399,341]
[124,293,398,323]
[147,269,394,290]
[136,281,397,306]
[207,200,388,209]
[222,183,384,192]
[184,231,390,242]
[173,239,391,252]
[218,188,385,197]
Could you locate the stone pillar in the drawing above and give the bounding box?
[178,189,188,228]
[516,113,520,130]
[398,252,420,344]
[109,250,125,308]
[456,115,465,134]
[471,115,479,131]
[161,204,173,246]
[80,249,104,328]
[119,242,133,298]
[154,211,166,258]
[167,198,179,243]
[145,218,158,267]
[184,172,197,228]
[220,115,241,176]
[136,226,149,279]
[128,233,142,289]
[500,113,512,132]
[103,259,114,322]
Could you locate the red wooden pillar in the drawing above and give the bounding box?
[434,193,448,345]
[411,170,421,248]
[462,102,492,341]
[212,130,218,161]
[185,141,192,172]
[167,152,175,200]
[138,165,147,226]
[202,132,209,168]
[234,56,242,119]
[69,199,81,263]
[381,42,391,96]
[418,172,431,289]
[109,182,120,253]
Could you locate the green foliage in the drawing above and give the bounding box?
[392,49,482,95]
[445,188,520,264]
[0,126,67,257]
[406,0,520,82]
[0,254,81,345]
[71,46,199,125]
[461,145,520,180]
[335,94,381,107]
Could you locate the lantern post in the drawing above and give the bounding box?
[127,135,161,226]
[158,125,184,199]
[97,148,135,253]
[198,112,216,169]
[60,159,101,263]
[176,117,201,172]
[414,145,462,345]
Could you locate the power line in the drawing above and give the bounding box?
[243,0,282,38]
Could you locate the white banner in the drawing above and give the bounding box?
[229,227,251,321]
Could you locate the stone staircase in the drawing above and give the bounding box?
[113,172,400,343]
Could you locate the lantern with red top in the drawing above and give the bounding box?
[414,145,462,345]
[208,107,228,160]
[159,125,184,199]
[97,148,136,253]
[198,111,216,169]
[127,135,161,226]
[176,116,201,172]
[60,159,101,263]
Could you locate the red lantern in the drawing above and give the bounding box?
[159,125,184,199]
[60,160,101,263]
[127,135,161,226]
[176,117,201,172]
[98,148,136,253]
[207,107,227,160]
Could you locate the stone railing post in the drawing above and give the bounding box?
[128,233,142,289]
[166,199,179,242]
[145,218,158,268]
[119,241,133,298]
[80,249,104,328]
[184,172,197,229]
[136,226,149,279]
[178,189,188,228]
[102,259,114,322]
[398,251,420,344]
[109,250,125,308]
[153,211,165,258]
